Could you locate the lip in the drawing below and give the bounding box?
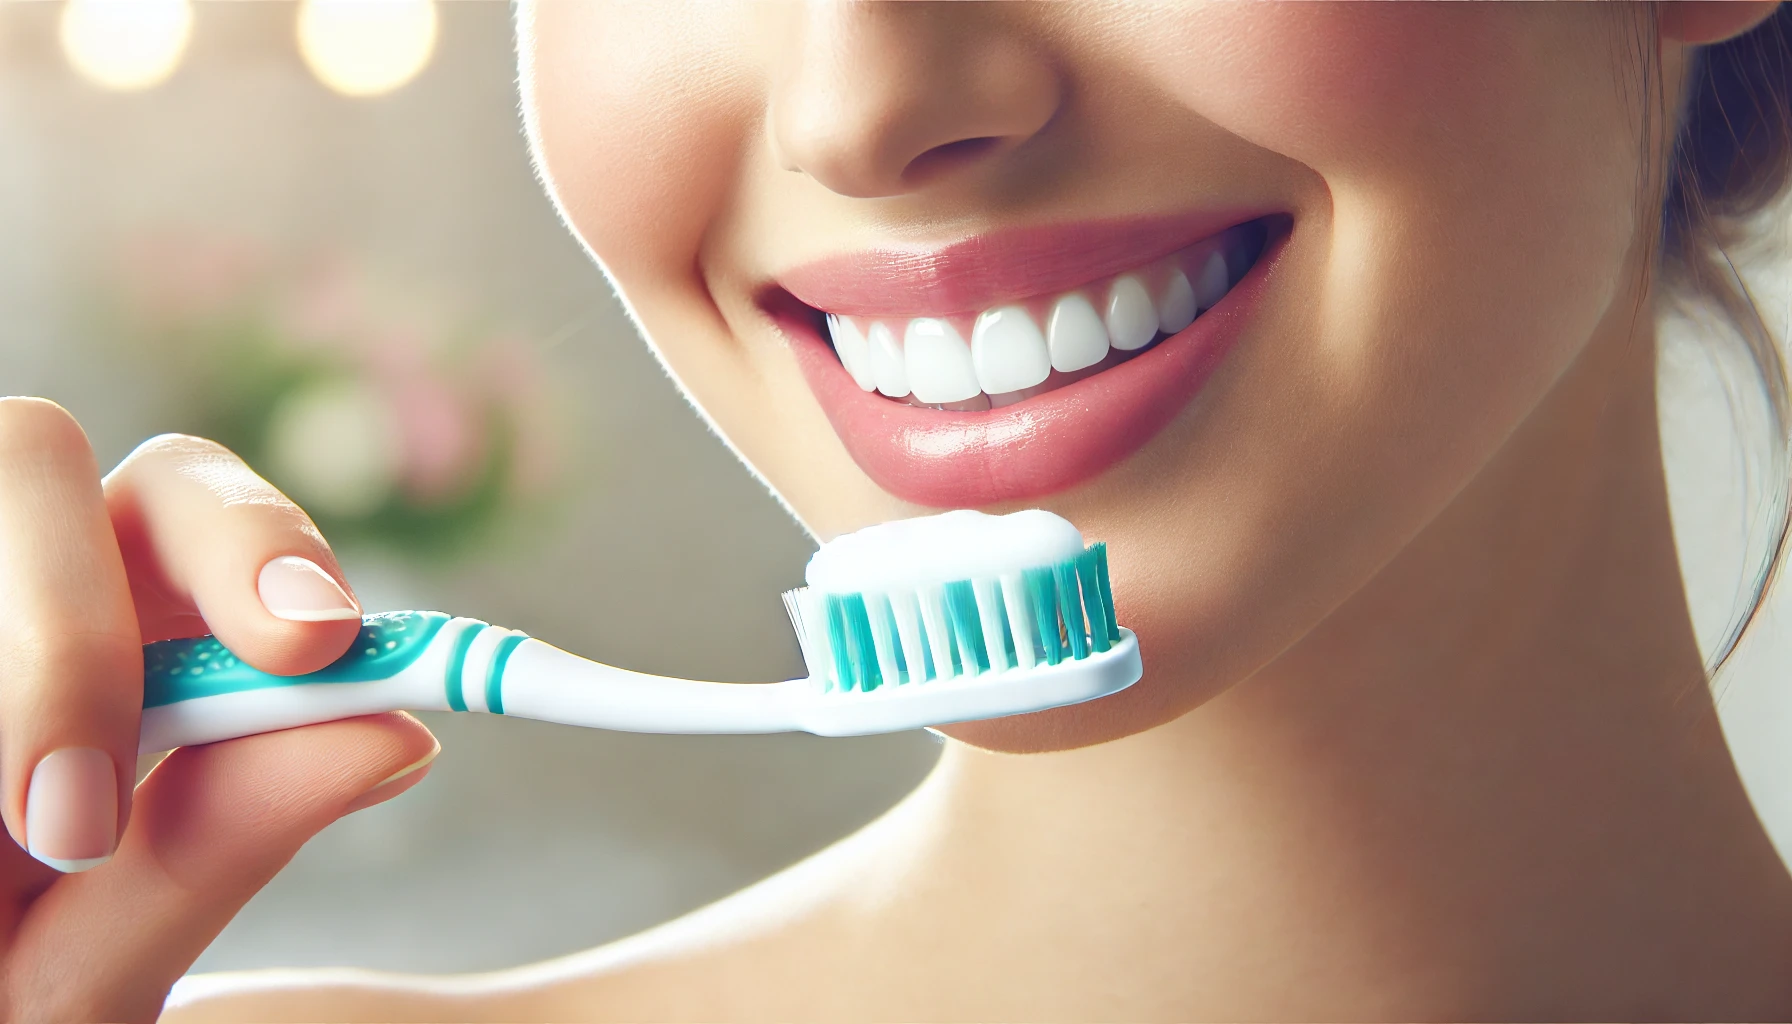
[777,210,1270,318]
[767,216,1289,508]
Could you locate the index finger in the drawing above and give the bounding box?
[0,398,137,873]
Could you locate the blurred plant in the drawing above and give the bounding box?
[105,233,569,560]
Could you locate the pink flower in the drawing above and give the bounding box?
[473,335,562,493]
[385,372,487,505]
[120,233,268,325]
[273,258,365,354]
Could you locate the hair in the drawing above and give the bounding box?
[1654,5,1792,676]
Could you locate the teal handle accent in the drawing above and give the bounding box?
[143,611,452,708]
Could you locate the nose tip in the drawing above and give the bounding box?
[770,11,1061,199]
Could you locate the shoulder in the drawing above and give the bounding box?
[163,769,942,1022]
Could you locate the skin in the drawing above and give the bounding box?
[0,1,1783,1020]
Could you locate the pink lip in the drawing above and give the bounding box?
[768,217,1288,508]
[777,211,1268,318]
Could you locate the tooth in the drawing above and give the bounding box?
[904,318,982,404]
[1157,270,1196,334]
[826,314,877,391]
[970,305,1051,395]
[1193,251,1229,309]
[867,321,909,397]
[1105,274,1157,351]
[1046,293,1108,373]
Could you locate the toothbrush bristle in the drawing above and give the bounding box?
[783,543,1117,693]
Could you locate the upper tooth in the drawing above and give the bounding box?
[1157,270,1196,335]
[1046,293,1108,373]
[1105,274,1157,351]
[827,315,878,391]
[904,318,981,404]
[1193,251,1229,309]
[970,305,1051,395]
[868,321,910,397]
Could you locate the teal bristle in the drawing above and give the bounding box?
[944,581,989,676]
[1024,567,1064,666]
[786,542,1120,691]
[876,596,908,684]
[824,595,854,692]
[1082,545,1111,642]
[1076,547,1111,654]
[1053,561,1089,660]
[846,593,883,691]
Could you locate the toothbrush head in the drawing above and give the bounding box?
[780,510,1141,735]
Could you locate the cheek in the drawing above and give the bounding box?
[526,1,763,293]
[956,7,1653,749]
[1133,2,1646,436]
[1134,4,1635,192]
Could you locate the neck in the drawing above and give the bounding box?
[858,312,1792,1017]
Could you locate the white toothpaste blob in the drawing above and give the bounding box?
[805,509,1086,594]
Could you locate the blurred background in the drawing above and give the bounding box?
[0,0,1788,981]
[0,0,941,973]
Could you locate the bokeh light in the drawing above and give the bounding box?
[60,0,194,92]
[296,0,438,98]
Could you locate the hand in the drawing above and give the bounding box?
[0,398,439,1021]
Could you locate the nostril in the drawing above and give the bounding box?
[901,136,1003,188]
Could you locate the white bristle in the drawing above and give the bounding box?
[918,582,956,681]
[781,589,816,678]
[973,577,1009,674]
[890,589,928,684]
[801,587,835,688]
[1000,572,1036,671]
[866,592,902,686]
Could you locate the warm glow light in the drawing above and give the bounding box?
[297,0,438,98]
[60,0,194,92]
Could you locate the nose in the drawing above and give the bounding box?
[769,3,1062,199]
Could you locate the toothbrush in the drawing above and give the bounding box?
[137,510,1142,754]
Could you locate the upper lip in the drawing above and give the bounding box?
[770,208,1273,319]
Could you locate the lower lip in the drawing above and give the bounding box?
[780,232,1284,509]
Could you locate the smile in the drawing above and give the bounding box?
[825,224,1265,411]
[766,212,1289,507]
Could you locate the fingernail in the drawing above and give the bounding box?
[343,742,440,815]
[26,747,118,873]
[258,555,360,622]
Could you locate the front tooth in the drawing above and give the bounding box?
[1157,270,1196,334]
[826,314,877,391]
[1105,274,1157,351]
[868,321,910,397]
[970,305,1051,395]
[1193,251,1229,309]
[904,318,981,404]
[1046,293,1108,372]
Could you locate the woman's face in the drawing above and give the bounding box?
[523,3,1660,751]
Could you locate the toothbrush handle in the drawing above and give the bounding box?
[138,611,804,753]
[495,638,803,734]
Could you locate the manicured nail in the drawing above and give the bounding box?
[343,743,440,815]
[258,556,360,622]
[26,747,118,873]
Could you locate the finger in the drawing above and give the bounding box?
[6,712,438,1023]
[105,434,363,675]
[0,398,140,874]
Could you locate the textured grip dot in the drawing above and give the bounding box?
[142,610,452,708]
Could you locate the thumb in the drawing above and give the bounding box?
[4,712,438,1023]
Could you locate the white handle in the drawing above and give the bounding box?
[493,639,806,734]
[138,676,433,754]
